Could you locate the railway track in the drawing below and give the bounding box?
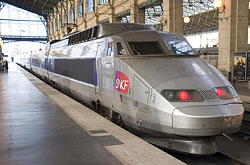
[162,102,250,165]
[165,151,246,165]
[49,84,250,164]
[240,102,250,135]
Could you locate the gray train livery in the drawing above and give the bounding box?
[19,23,244,155]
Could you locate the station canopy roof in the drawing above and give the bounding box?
[0,0,58,16]
[1,0,249,35]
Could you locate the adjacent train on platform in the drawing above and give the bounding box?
[18,23,244,155]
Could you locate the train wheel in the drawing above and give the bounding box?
[53,82,58,89]
[50,81,58,89]
[49,80,54,86]
[92,101,126,128]
[93,100,101,113]
[111,111,125,128]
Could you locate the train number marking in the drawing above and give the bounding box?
[115,71,130,94]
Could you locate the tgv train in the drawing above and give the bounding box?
[19,23,244,155]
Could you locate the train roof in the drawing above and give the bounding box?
[50,23,156,48]
[67,23,156,45]
[99,23,155,37]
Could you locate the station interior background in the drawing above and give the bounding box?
[1,2,250,61]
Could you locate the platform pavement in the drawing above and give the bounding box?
[216,82,250,165]
[11,63,185,165]
[233,82,250,112]
[233,82,250,103]
[0,63,123,165]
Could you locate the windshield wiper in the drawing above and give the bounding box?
[171,46,190,55]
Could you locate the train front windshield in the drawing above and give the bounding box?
[127,40,194,56]
[168,41,194,55]
[129,41,165,55]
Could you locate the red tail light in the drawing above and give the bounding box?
[213,87,237,100]
[179,91,191,101]
[215,88,226,98]
[161,89,204,102]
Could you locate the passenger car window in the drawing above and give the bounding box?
[117,42,127,56]
[106,42,114,56]
[168,41,194,55]
[128,41,165,55]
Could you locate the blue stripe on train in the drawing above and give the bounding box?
[32,58,98,86]
[49,58,98,86]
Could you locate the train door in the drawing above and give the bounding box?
[98,41,115,108]
[45,43,51,80]
[133,76,149,112]
[133,75,152,127]
[95,43,102,95]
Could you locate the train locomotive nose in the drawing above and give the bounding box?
[172,104,244,136]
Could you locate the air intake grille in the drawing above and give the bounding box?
[199,89,219,101]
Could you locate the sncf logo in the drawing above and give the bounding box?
[115,71,130,94]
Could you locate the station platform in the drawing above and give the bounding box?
[0,63,184,165]
[216,82,250,165]
[233,82,250,104]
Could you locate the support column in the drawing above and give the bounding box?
[218,0,248,78]
[94,0,99,24]
[83,0,88,29]
[48,16,54,41]
[61,1,68,36]
[94,14,99,24]
[109,7,121,23]
[74,0,78,23]
[130,0,145,23]
[162,0,183,35]
[108,0,116,23]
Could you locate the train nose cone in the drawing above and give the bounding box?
[172,104,244,136]
[155,75,231,93]
[221,104,244,134]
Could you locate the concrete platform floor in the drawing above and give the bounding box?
[217,135,250,165]
[0,64,123,165]
[220,81,250,165]
[233,82,250,104]
[0,63,184,165]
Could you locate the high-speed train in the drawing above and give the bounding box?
[19,23,244,155]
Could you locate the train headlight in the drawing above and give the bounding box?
[213,86,238,100]
[161,89,204,102]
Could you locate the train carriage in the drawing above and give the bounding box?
[20,23,244,155]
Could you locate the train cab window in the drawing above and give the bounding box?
[106,42,114,56]
[168,41,194,55]
[117,42,127,56]
[129,41,165,55]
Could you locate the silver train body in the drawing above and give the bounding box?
[19,23,244,155]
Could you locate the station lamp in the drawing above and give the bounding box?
[213,0,225,13]
[213,0,222,8]
[184,16,190,24]
[158,16,167,26]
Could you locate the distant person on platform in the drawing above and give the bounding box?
[5,60,8,72]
